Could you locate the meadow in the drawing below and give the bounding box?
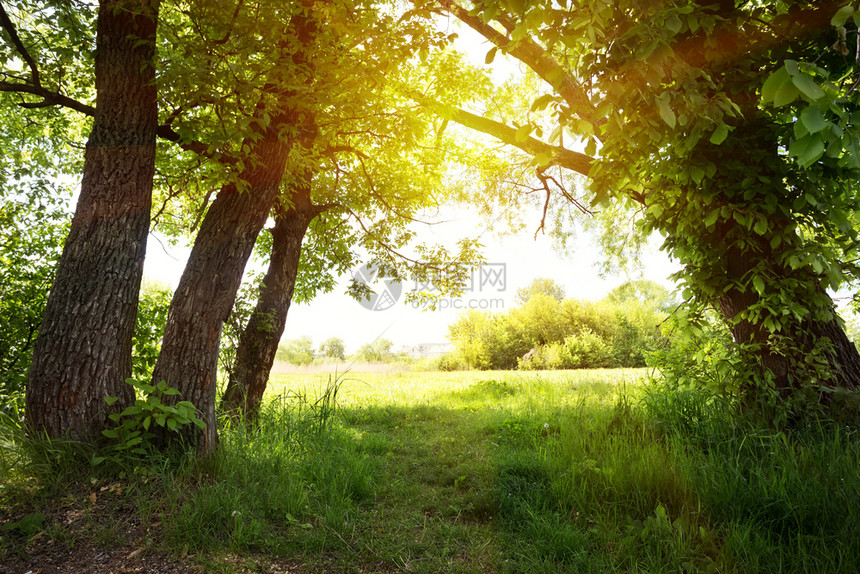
[2,368,859,573]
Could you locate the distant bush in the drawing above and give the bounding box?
[353,338,398,363]
[276,336,316,366]
[449,281,671,371]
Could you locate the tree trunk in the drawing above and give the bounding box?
[149,123,294,452]
[25,0,159,439]
[151,9,319,452]
[699,110,860,406]
[221,183,323,420]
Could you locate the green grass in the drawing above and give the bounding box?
[2,369,860,573]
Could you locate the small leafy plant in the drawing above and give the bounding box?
[97,378,204,460]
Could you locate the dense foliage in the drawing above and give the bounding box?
[130,282,173,382]
[0,186,69,412]
[447,281,669,370]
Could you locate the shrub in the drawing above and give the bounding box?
[132,281,172,381]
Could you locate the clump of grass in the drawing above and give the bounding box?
[164,377,378,557]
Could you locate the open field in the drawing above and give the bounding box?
[2,368,859,573]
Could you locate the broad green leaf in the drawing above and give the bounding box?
[789,135,825,167]
[689,165,705,184]
[530,94,555,112]
[665,13,682,34]
[799,106,829,133]
[832,5,855,27]
[752,275,765,295]
[761,67,790,103]
[656,98,676,128]
[515,124,532,142]
[703,209,720,227]
[710,124,728,144]
[485,47,497,65]
[534,152,552,166]
[791,74,825,101]
[773,78,800,106]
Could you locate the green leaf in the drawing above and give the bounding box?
[832,5,854,27]
[584,136,597,157]
[530,94,555,112]
[534,152,552,167]
[515,124,532,143]
[791,74,825,101]
[789,135,825,167]
[689,165,705,184]
[703,209,720,227]
[709,124,728,145]
[104,396,119,406]
[656,97,676,128]
[485,46,497,65]
[799,106,829,133]
[665,13,682,34]
[761,67,791,104]
[752,275,765,295]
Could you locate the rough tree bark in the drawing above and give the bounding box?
[25,0,159,439]
[220,182,326,420]
[151,9,318,452]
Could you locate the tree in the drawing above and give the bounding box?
[607,280,677,314]
[275,337,316,366]
[319,337,346,361]
[432,0,860,415]
[218,12,487,421]
[1,0,160,438]
[356,338,395,363]
[515,277,565,305]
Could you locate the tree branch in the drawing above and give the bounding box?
[0,1,40,87]
[414,92,594,177]
[435,0,600,127]
[0,80,95,115]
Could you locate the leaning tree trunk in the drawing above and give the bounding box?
[716,250,860,399]
[221,183,324,420]
[151,8,319,453]
[149,121,294,452]
[25,0,159,439]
